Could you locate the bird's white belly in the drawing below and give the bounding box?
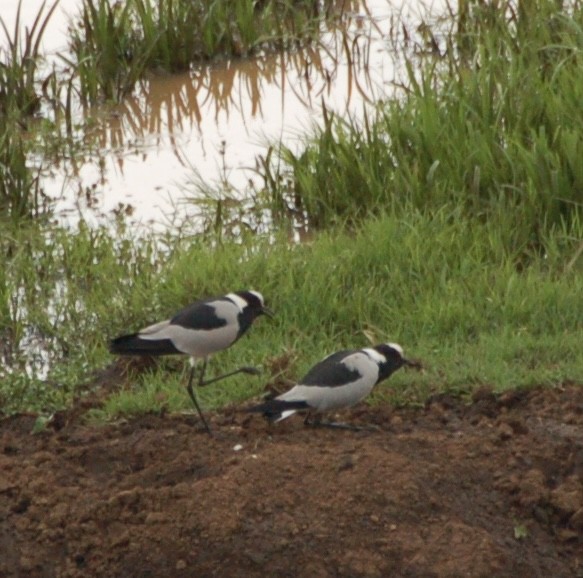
[141,323,239,357]
[280,380,375,412]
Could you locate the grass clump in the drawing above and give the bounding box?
[67,0,330,104]
[0,1,78,221]
[0,0,59,119]
[258,0,583,253]
[0,123,46,221]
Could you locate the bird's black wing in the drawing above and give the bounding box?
[170,297,230,330]
[109,333,181,355]
[300,349,362,388]
[246,399,310,421]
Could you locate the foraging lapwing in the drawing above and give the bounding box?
[248,343,417,429]
[110,290,272,433]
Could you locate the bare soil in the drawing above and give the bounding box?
[1,377,583,578]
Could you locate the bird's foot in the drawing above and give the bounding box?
[197,425,213,436]
[183,413,213,435]
[305,420,379,432]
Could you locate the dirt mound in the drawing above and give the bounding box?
[1,384,583,577]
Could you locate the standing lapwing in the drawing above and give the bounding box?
[248,343,418,429]
[110,290,272,433]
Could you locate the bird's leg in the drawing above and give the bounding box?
[185,359,212,435]
[197,360,261,387]
[304,412,318,426]
[196,357,208,385]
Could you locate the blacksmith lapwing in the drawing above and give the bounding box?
[248,343,417,429]
[110,290,272,433]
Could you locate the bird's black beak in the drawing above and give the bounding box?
[261,306,274,318]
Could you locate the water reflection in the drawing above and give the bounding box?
[9,0,445,229]
[98,38,377,156]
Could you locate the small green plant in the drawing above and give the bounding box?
[32,414,52,434]
[513,522,529,540]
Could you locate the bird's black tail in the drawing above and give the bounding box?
[109,333,181,356]
[247,399,309,421]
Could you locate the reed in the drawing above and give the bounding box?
[67,0,329,104]
[0,0,59,118]
[255,0,583,255]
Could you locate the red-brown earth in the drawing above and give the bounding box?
[1,367,582,577]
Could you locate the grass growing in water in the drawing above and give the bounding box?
[0,123,45,221]
[0,0,72,220]
[0,0,59,119]
[256,0,583,253]
[0,1,88,221]
[67,0,332,103]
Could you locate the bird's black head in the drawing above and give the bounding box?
[236,290,273,319]
[372,342,412,383]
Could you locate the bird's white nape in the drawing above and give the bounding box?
[386,342,404,357]
[248,290,265,306]
[362,347,387,364]
[226,293,249,311]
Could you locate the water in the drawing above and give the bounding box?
[1,0,448,232]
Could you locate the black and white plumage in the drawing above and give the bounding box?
[249,343,415,428]
[110,290,272,432]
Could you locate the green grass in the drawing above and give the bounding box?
[0,1,87,221]
[1,208,581,418]
[253,0,583,252]
[0,0,59,119]
[66,0,332,104]
[0,122,42,221]
[1,0,583,421]
[0,0,71,221]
